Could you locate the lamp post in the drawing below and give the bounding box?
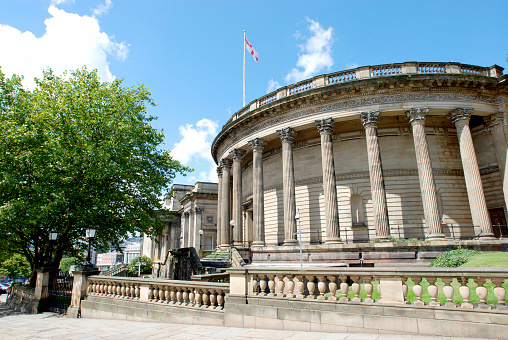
[46,231,58,268]
[84,228,96,268]
[294,209,306,268]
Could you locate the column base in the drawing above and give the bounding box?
[219,244,231,250]
[251,241,265,247]
[325,237,343,244]
[283,239,299,246]
[426,233,447,241]
[478,232,497,240]
[374,236,391,243]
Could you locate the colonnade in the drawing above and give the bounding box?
[215,107,496,248]
[181,207,203,249]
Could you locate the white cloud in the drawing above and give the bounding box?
[171,119,219,183]
[285,18,334,83]
[346,62,359,69]
[267,78,280,93]
[92,0,113,18]
[0,5,128,89]
[50,0,75,5]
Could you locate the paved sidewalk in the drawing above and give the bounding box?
[0,308,495,340]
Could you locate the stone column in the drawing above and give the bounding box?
[220,159,232,247]
[216,166,222,250]
[188,209,194,249]
[485,112,508,215]
[230,149,245,247]
[406,108,445,240]
[248,138,265,247]
[315,118,342,244]
[194,207,202,250]
[361,111,390,241]
[448,108,495,238]
[277,127,298,245]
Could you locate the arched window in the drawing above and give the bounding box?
[351,194,365,227]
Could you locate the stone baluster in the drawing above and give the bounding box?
[351,277,362,302]
[339,276,349,302]
[277,127,298,245]
[216,166,222,249]
[153,286,159,302]
[169,288,176,304]
[267,275,276,297]
[412,277,424,306]
[182,289,189,306]
[176,288,183,305]
[276,275,285,297]
[252,275,259,295]
[295,275,305,299]
[315,118,342,243]
[217,291,225,310]
[459,277,473,308]
[361,111,390,241]
[286,275,295,298]
[189,289,195,306]
[259,275,268,296]
[426,278,440,306]
[442,278,456,307]
[406,108,445,239]
[448,108,495,239]
[328,276,338,301]
[135,285,140,300]
[230,149,245,247]
[148,286,154,301]
[165,286,171,304]
[116,283,121,297]
[124,285,130,299]
[160,286,166,303]
[202,290,209,308]
[210,290,217,309]
[220,159,232,247]
[316,276,327,300]
[248,138,266,247]
[492,279,507,308]
[305,276,316,299]
[120,284,126,298]
[195,290,202,307]
[364,277,374,303]
[475,279,491,310]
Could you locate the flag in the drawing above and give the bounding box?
[245,37,259,62]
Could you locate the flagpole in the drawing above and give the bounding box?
[243,30,246,108]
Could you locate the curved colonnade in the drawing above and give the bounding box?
[211,62,507,249]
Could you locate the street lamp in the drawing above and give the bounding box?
[84,228,96,268]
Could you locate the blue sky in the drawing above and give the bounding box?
[1,0,507,188]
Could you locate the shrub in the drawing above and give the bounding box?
[59,257,77,274]
[128,255,153,276]
[428,246,480,268]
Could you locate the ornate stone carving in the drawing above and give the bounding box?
[484,112,504,129]
[229,149,245,160]
[216,166,222,177]
[315,118,335,134]
[277,127,296,142]
[194,207,202,213]
[247,138,265,151]
[406,107,429,124]
[361,110,381,127]
[447,108,474,124]
[219,159,232,170]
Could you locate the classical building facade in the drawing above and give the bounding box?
[211,62,508,249]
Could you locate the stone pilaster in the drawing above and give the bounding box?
[361,111,390,241]
[315,118,342,244]
[220,159,232,247]
[485,112,508,215]
[277,127,298,245]
[181,212,189,248]
[194,207,203,250]
[448,108,495,238]
[230,149,245,247]
[406,108,445,240]
[216,166,222,250]
[248,138,265,247]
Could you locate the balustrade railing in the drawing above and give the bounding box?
[239,268,507,310]
[87,276,229,311]
[224,62,501,128]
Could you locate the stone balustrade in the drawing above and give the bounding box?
[87,276,229,311]
[224,61,503,127]
[229,267,507,310]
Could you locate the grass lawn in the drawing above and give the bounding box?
[459,252,508,268]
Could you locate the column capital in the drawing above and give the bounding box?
[194,207,203,213]
[447,108,474,125]
[405,107,429,125]
[277,127,296,142]
[361,110,381,127]
[484,111,504,129]
[315,118,335,134]
[229,148,245,160]
[248,138,265,151]
[216,166,223,177]
[220,159,232,170]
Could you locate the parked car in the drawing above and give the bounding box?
[0,283,9,294]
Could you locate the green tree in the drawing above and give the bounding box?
[59,257,77,275]
[0,254,31,280]
[128,255,153,276]
[0,67,190,283]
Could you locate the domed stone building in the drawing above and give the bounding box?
[211,62,507,263]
